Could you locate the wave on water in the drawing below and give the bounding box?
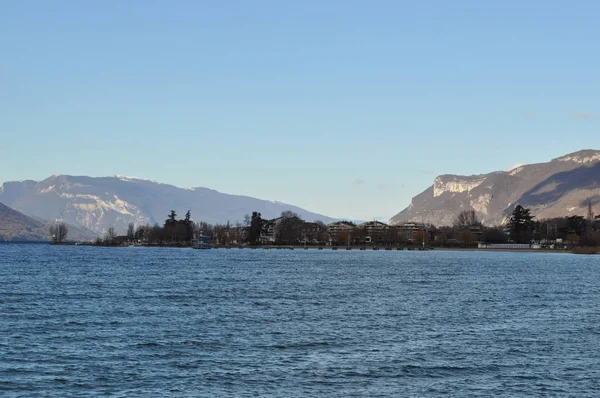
[2,246,600,396]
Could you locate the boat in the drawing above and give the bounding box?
[193,235,213,250]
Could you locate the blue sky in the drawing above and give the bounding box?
[1,1,598,221]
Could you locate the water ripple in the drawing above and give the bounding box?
[1,245,600,396]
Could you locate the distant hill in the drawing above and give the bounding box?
[389,149,600,226]
[0,202,48,241]
[0,202,94,241]
[0,175,338,235]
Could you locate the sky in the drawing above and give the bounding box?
[1,1,598,221]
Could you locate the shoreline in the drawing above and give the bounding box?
[44,242,596,254]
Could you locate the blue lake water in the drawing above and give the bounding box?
[2,244,600,396]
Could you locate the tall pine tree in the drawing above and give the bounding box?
[249,212,263,245]
[508,205,534,244]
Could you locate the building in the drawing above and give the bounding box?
[356,221,389,243]
[260,217,327,244]
[233,226,248,243]
[357,221,388,233]
[327,221,355,235]
[327,221,355,244]
[299,222,327,244]
[260,218,280,244]
[392,221,428,241]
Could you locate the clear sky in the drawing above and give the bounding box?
[1,1,598,221]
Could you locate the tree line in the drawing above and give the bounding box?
[49,202,600,248]
[95,210,201,245]
[94,210,329,246]
[446,204,600,246]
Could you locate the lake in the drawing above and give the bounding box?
[2,245,600,396]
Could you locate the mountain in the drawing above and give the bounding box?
[389,149,600,226]
[0,202,95,241]
[0,202,48,241]
[0,175,337,235]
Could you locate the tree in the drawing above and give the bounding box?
[106,227,117,242]
[127,222,135,241]
[49,222,68,243]
[566,233,580,246]
[181,210,194,243]
[166,210,177,225]
[454,210,480,230]
[351,227,368,244]
[482,227,508,244]
[163,210,179,242]
[582,231,600,247]
[314,221,329,244]
[276,212,304,244]
[335,230,351,245]
[134,225,147,241]
[281,210,299,219]
[248,212,263,245]
[458,231,476,245]
[413,230,429,246]
[507,205,534,244]
[563,215,586,238]
[146,224,162,244]
[434,231,449,245]
[383,226,401,246]
[585,200,595,242]
[213,222,236,245]
[174,222,190,243]
[232,221,245,244]
[194,221,214,239]
[537,217,567,240]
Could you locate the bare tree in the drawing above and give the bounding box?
[127,222,135,241]
[49,222,68,243]
[194,221,214,239]
[105,227,117,242]
[281,210,299,219]
[276,212,303,244]
[314,221,329,244]
[454,210,480,230]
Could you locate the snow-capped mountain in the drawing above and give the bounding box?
[0,175,337,234]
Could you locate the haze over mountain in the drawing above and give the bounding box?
[0,202,49,241]
[390,150,600,227]
[0,202,95,241]
[0,175,337,235]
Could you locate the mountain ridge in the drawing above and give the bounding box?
[0,202,96,241]
[389,149,600,226]
[0,202,46,241]
[0,175,338,234]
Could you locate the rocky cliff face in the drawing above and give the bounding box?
[0,175,337,235]
[432,175,487,197]
[389,149,600,226]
